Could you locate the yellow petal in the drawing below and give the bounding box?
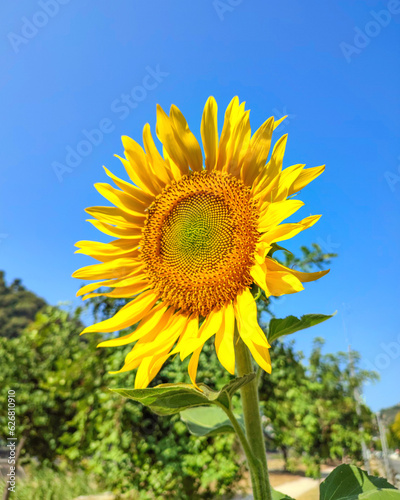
[255,242,272,265]
[80,290,158,334]
[72,258,142,280]
[278,163,305,189]
[122,308,176,365]
[142,123,173,185]
[124,311,185,364]
[265,257,330,283]
[87,220,143,240]
[134,351,171,388]
[97,303,168,348]
[188,347,202,388]
[234,291,271,373]
[256,134,288,199]
[234,288,270,349]
[215,303,235,375]
[250,262,271,295]
[273,115,287,129]
[264,271,304,296]
[76,280,111,297]
[162,146,183,181]
[104,166,153,207]
[82,280,149,300]
[258,199,304,232]
[156,105,189,175]
[174,315,199,354]
[225,111,251,177]
[75,239,139,262]
[121,136,163,196]
[259,215,321,245]
[76,266,145,297]
[201,96,218,171]
[241,116,274,185]
[94,182,147,217]
[75,238,136,252]
[267,133,288,177]
[289,165,325,195]
[170,105,203,172]
[177,308,224,360]
[248,341,272,374]
[216,96,241,171]
[85,206,141,228]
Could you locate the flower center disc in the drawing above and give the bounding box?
[141,171,259,316]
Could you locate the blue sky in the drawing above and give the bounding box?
[1,0,399,411]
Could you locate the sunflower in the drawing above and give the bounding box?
[73,96,328,388]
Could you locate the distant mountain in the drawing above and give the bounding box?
[0,271,46,338]
[380,403,400,426]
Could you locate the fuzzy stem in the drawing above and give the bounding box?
[220,404,264,499]
[234,329,272,500]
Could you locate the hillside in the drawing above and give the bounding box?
[0,271,46,338]
[380,403,400,426]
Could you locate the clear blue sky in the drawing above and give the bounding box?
[1,1,399,411]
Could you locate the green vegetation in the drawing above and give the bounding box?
[0,465,99,500]
[0,244,391,498]
[382,404,400,426]
[259,339,376,478]
[0,270,46,338]
[388,412,400,449]
[0,305,241,499]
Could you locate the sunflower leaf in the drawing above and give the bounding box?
[110,384,211,415]
[221,373,256,398]
[319,464,397,499]
[267,312,336,343]
[180,406,244,437]
[202,373,256,409]
[110,373,255,415]
[110,375,255,415]
[271,489,295,500]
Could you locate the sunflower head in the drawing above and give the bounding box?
[141,170,259,317]
[73,96,328,389]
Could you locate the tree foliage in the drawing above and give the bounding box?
[0,245,383,496]
[389,412,400,448]
[0,270,46,338]
[0,306,84,463]
[0,305,241,499]
[259,339,377,478]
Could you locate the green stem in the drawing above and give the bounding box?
[234,328,272,500]
[220,405,263,499]
[256,364,263,386]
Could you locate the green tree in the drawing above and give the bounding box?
[0,270,46,338]
[259,338,377,477]
[53,321,242,498]
[388,412,400,448]
[0,306,83,464]
[0,305,242,499]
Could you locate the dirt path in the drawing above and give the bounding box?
[233,465,335,499]
[274,467,334,499]
[276,476,319,497]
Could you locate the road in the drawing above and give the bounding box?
[390,456,400,475]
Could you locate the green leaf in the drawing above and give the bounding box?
[110,374,255,415]
[180,406,244,437]
[268,312,336,343]
[320,464,397,500]
[271,488,295,500]
[358,491,400,499]
[218,372,256,400]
